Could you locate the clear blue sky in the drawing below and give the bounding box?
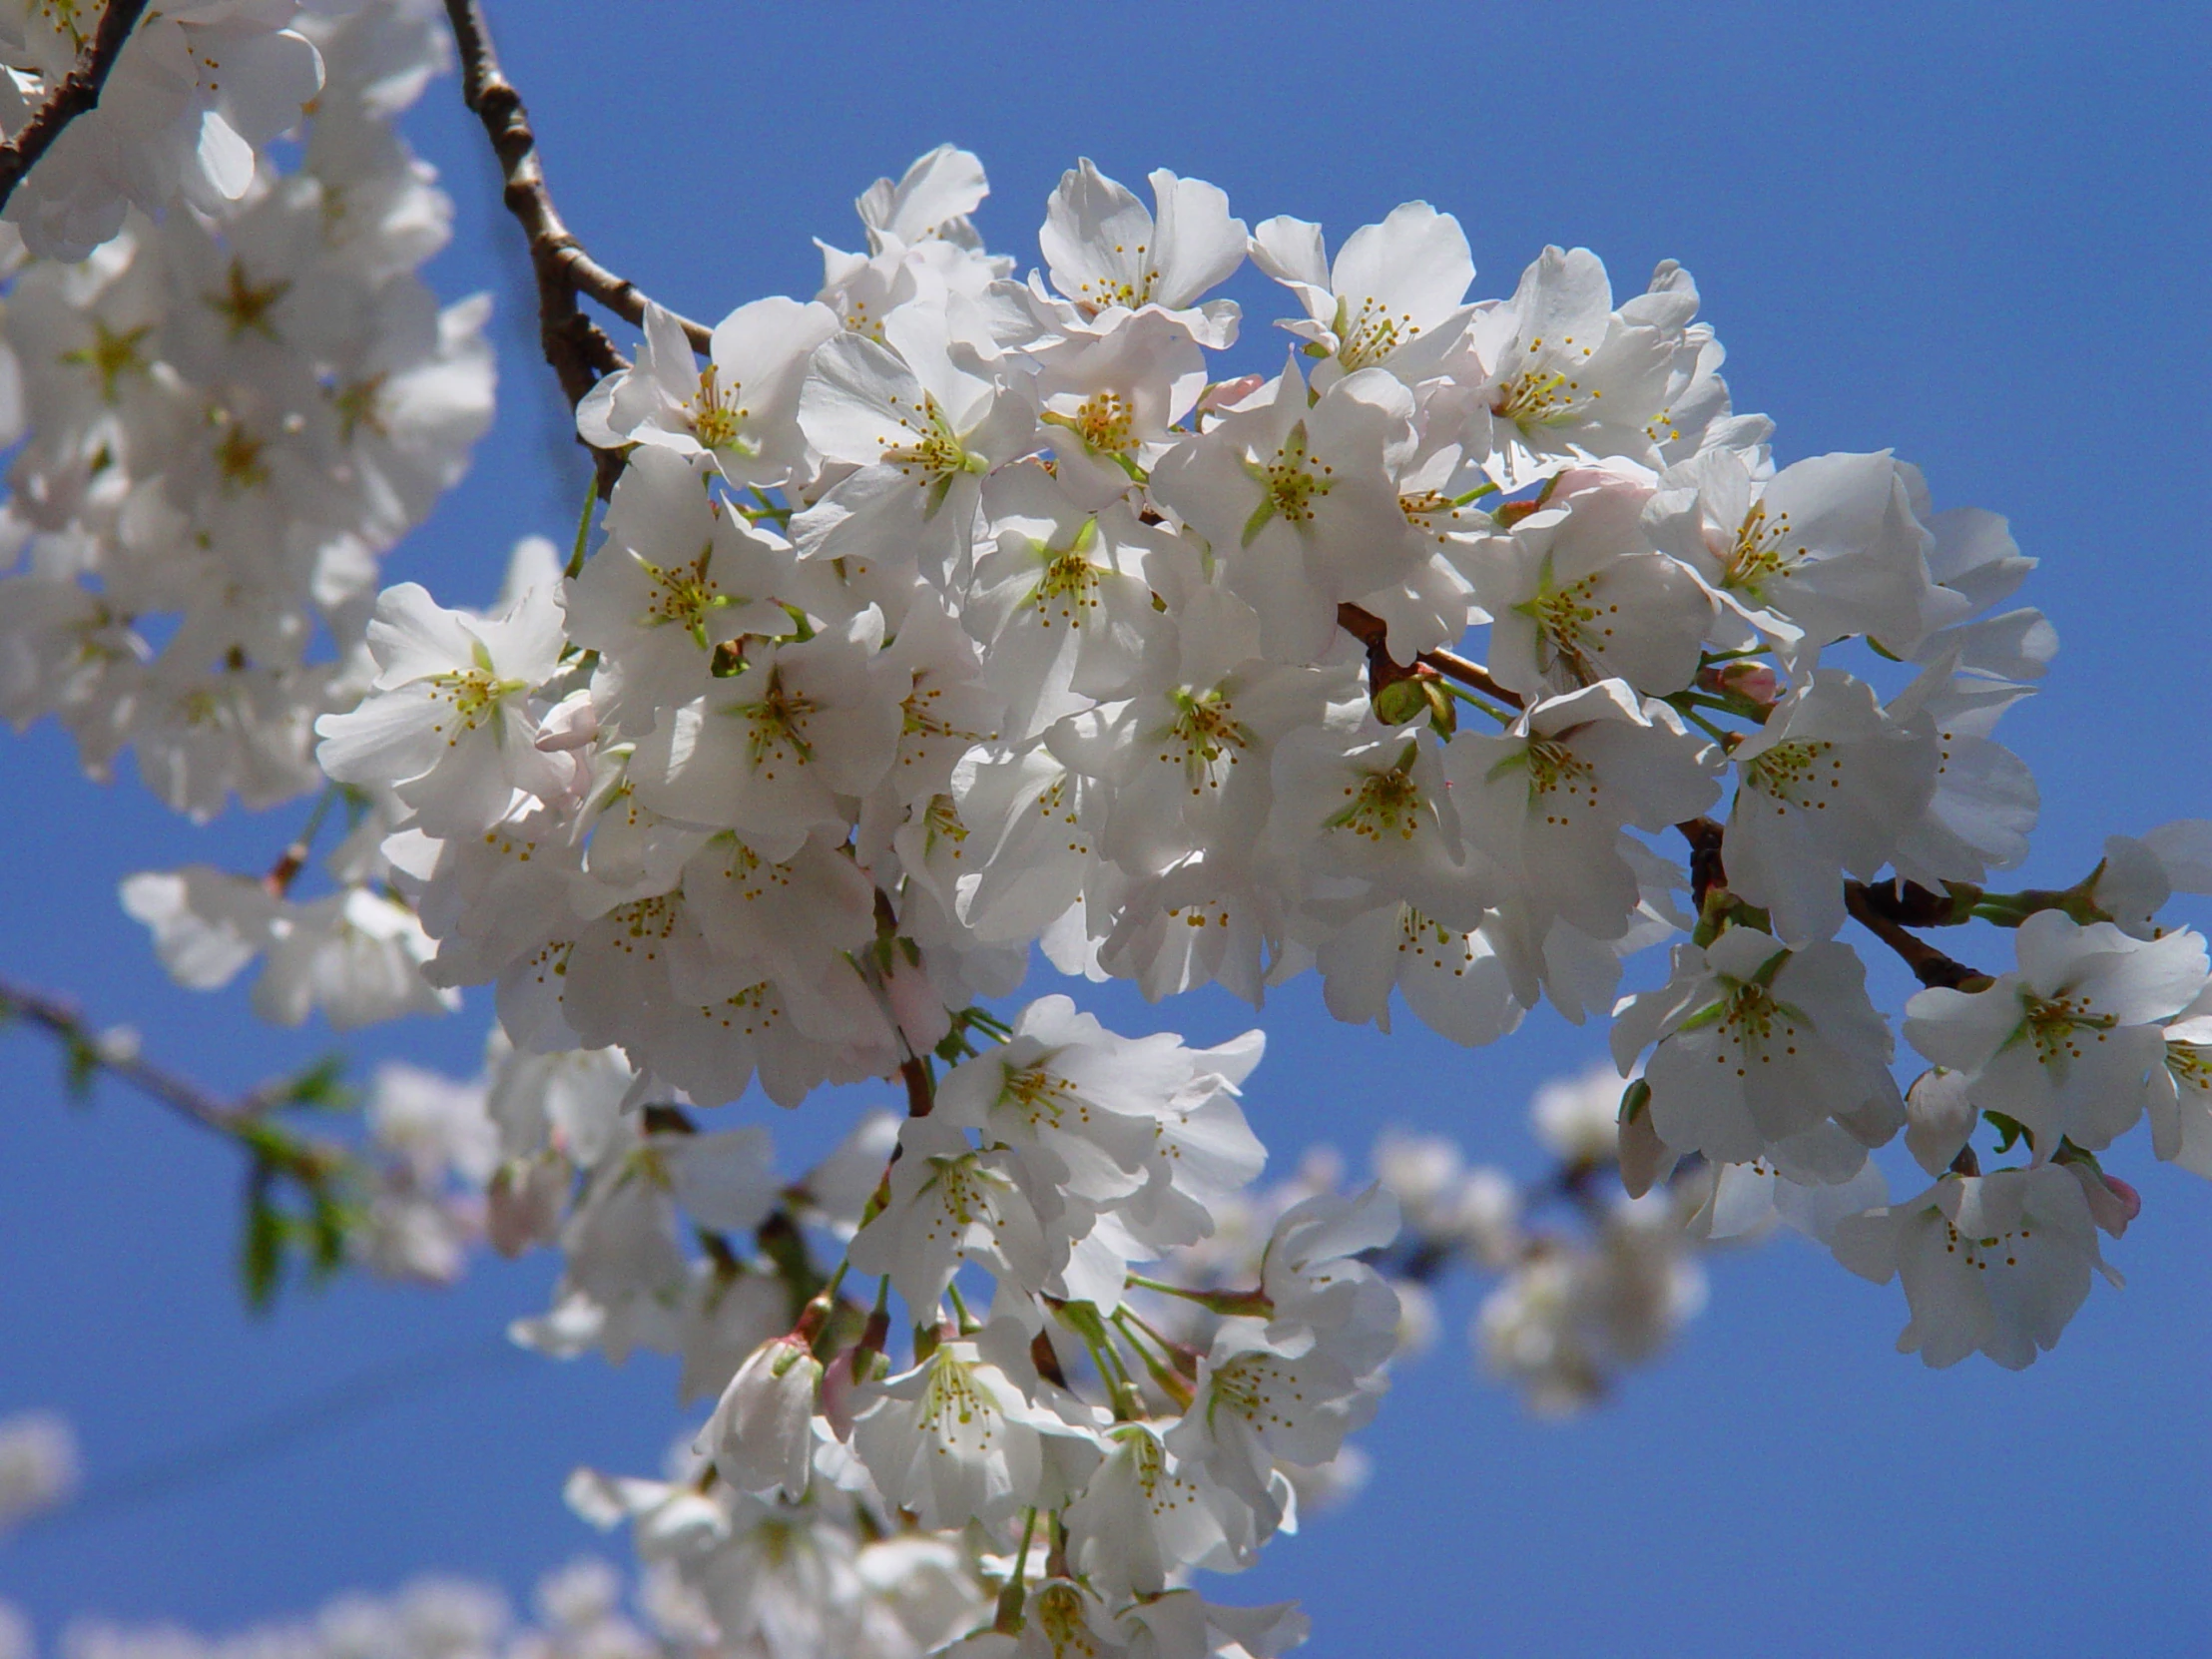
[3,2,2208,1653]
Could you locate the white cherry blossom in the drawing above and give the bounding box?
[2147,983,2212,1179]
[698,1332,824,1502]
[1613,925,1904,1170]
[1249,201,1474,385]
[847,1328,1068,1530]
[626,611,902,861]
[1464,468,1714,699]
[1832,1165,2116,1370]
[846,1116,1052,1316]
[1062,1422,1254,1596]
[1903,911,2209,1155]
[1723,668,1936,943]
[1164,1319,1378,1521]
[797,302,1037,593]
[1445,678,1719,939]
[1646,446,1958,664]
[962,464,1169,741]
[1038,159,1246,347]
[315,580,569,836]
[1152,355,1419,662]
[565,446,797,720]
[1459,248,1698,487]
[578,296,838,485]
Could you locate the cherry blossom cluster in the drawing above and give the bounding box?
[0,0,492,823]
[3,1559,666,1659]
[4,10,2209,1648]
[476,994,1374,1657]
[301,141,2211,1389]
[229,1010,1744,1423]
[1158,1063,1734,1419]
[0,1,332,263]
[1373,1066,1718,1417]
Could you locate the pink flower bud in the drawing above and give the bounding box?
[2063,1161,2142,1239]
[1699,662,1780,707]
[819,1342,861,1438]
[2102,1173,2143,1226]
[1194,373,1264,413]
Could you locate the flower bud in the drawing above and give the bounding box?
[1699,661,1779,707]
[2064,1162,2143,1239]
[696,1333,823,1500]
[1616,1079,1677,1199]
[1373,676,1429,728]
[1904,1068,1978,1177]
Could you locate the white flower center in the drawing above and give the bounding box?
[1726,502,1803,595]
[1328,744,1426,842]
[1745,740,1841,814]
[1334,292,1420,370]
[1154,688,1254,796]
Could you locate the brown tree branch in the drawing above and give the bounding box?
[1421,644,1522,708]
[1335,602,1524,710]
[1844,881,1989,991]
[1674,816,1727,910]
[0,973,356,1193]
[1849,876,1977,930]
[900,1055,935,1118]
[0,0,153,214]
[1663,829,1988,989]
[2,972,260,1137]
[442,1,713,491]
[444,1,711,350]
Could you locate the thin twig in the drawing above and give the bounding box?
[1,972,250,1136]
[900,1054,934,1118]
[0,974,357,1196]
[1420,645,1522,709]
[1844,881,1989,990]
[1674,816,1727,911]
[1335,602,1524,710]
[0,0,153,214]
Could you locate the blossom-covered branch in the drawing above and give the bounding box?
[2,10,2209,1648]
[0,0,150,213]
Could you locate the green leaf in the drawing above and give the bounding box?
[1618,1077,1652,1126]
[62,1033,100,1103]
[242,1168,284,1312]
[236,1118,301,1167]
[280,1053,351,1111]
[305,1193,351,1279]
